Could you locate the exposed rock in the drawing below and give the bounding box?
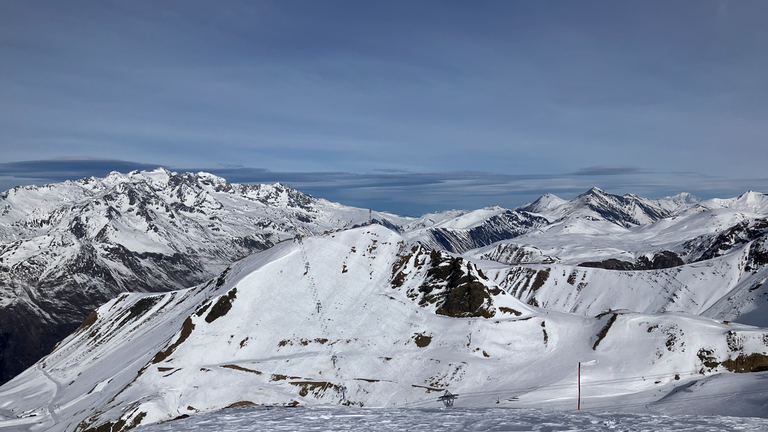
[579,251,684,271]
[416,251,500,318]
[419,211,550,253]
[683,218,768,264]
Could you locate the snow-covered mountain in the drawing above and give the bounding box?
[519,187,695,227]
[0,168,409,385]
[3,170,768,431]
[399,188,699,254]
[401,206,550,253]
[464,191,768,327]
[3,225,768,432]
[2,169,768,389]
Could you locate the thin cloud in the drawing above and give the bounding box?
[571,165,647,176]
[0,159,161,181]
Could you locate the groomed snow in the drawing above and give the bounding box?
[133,406,768,432]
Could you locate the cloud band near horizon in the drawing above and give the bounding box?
[1,159,766,216]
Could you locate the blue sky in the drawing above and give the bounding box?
[1,1,766,215]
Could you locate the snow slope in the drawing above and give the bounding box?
[0,168,411,385]
[2,226,768,431]
[477,246,765,318]
[132,406,768,432]
[465,193,768,326]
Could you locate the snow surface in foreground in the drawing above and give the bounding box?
[134,407,768,432]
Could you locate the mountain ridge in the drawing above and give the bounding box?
[1,168,767,391]
[0,168,406,384]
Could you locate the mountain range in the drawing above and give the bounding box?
[0,168,407,385]
[1,169,768,431]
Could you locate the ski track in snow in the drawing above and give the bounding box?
[37,363,60,425]
[134,407,768,432]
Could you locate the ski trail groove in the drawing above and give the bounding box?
[37,362,61,425]
[299,239,343,402]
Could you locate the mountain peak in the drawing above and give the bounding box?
[732,190,768,214]
[571,187,612,205]
[586,186,606,195]
[521,192,567,214]
[135,167,175,187]
[739,190,764,199]
[664,192,699,206]
[572,187,609,201]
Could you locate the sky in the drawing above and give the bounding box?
[1,0,767,216]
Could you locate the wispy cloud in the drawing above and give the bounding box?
[571,165,647,176]
[0,158,161,182]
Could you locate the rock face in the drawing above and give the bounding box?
[579,251,684,271]
[681,218,768,264]
[420,210,550,253]
[417,251,501,318]
[402,208,551,254]
[480,243,558,265]
[0,168,397,385]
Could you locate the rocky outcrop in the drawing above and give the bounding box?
[579,251,684,271]
[416,251,501,318]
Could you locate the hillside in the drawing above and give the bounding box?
[465,192,768,326]
[2,226,768,431]
[0,168,408,385]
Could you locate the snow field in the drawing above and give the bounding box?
[132,406,768,432]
